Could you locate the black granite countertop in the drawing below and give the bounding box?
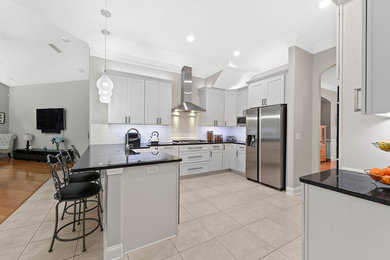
[300,169,390,206]
[137,141,246,148]
[72,144,182,172]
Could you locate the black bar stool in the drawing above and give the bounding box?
[47,154,103,252]
[57,149,103,221]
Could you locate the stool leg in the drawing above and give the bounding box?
[82,199,87,252]
[98,194,103,213]
[78,200,81,225]
[61,201,67,220]
[97,194,103,231]
[72,201,76,232]
[49,202,60,252]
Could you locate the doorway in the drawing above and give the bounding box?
[320,66,339,171]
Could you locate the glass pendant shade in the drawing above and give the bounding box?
[97,71,113,103]
[99,95,111,104]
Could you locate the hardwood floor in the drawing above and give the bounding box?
[320,160,337,172]
[0,158,51,224]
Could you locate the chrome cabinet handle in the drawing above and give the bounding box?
[210,151,212,157]
[188,167,202,171]
[188,147,202,150]
[354,88,361,112]
[236,151,238,156]
[188,155,202,159]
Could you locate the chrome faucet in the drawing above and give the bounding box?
[125,128,141,153]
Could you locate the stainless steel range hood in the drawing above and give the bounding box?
[172,66,206,112]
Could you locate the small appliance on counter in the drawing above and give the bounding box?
[207,131,214,142]
[126,128,141,149]
[226,136,236,142]
[150,131,160,145]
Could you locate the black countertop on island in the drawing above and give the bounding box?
[300,169,390,206]
[72,144,182,172]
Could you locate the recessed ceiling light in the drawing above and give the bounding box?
[186,35,195,42]
[233,50,241,57]
[319,0,332,8]
[62,37,70,43]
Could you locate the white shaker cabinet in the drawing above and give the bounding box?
[210,144,223,171]
[223,144,237,170]
[361,0,390,115]
[236,144,246,173]
[108,75,145,124]
[145,80,172,125]
[199,87,225,126]
[248,74,285,108]
[224,90,237,126]
[237,87,248,116]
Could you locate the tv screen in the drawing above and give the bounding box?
[36,108,65,133]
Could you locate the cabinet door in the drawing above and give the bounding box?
[236,151,246,173]
[248,80,267,108]
[158,82,172,125]
[223,144,236,170]
[215,91,225,126]
[204,90,218,126]
[128,78,145,124]
[266,75,285,106]
[237,88,248,116]
[210,150,223,171]
[108,75,128,124]
[224,91,237,126]
[145,80,159,124]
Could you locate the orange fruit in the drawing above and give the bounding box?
[383,176,390,185]
[383,168,390,175]
[370,168,384,181]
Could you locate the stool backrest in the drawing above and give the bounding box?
[47,154,69,199]
[58,149,74,175]
[71,145,81,160]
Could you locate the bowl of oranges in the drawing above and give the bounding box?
[365,167,390,185]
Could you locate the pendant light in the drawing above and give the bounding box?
[96,1,113,104]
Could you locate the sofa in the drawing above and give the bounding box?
[0,134,17,158]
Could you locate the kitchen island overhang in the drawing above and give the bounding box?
[72,144,182,260]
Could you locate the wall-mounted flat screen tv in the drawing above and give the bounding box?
[36,108,65,133]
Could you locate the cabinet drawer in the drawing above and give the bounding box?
[237,144,246,151]
[180,151,210,163]
[180,162,210,176]
[210,144,223,150]
[179,145,209,152]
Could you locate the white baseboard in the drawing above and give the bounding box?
[105,243,123,260]
[286,185,302,196]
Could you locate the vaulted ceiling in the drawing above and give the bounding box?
[14,0,337,78]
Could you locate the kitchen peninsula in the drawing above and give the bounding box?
[72,144,182,260]
[300,169,390,260]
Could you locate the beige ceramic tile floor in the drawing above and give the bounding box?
[0,171,302,260]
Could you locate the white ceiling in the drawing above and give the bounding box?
[0,0,89,87]
[14,0,337,79]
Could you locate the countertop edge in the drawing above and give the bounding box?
[300,172,390,207]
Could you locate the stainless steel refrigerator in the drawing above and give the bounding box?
[245,104,287,190]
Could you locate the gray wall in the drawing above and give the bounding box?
[9,80,89,152]
[0,82,9,133]
[89,56,205,125]
[286,46,314,189]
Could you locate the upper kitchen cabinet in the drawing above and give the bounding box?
[236,87,248,117]
[361,0,390,115]
[247,74,285,108]
[145,80,172,125]
[108,75,145,124]
[224,90,237,126]
[199,87,225,126]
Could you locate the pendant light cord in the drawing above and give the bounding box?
[104,0,107,72]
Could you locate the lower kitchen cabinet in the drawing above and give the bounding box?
[150,146,179,157]
[236,144,246,173]
[210,150,223,171]
[223,144,237,170]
